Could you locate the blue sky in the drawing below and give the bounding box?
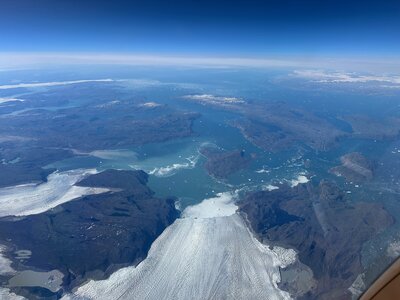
[1,0,399,57]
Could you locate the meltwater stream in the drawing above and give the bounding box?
[64,192,296,300]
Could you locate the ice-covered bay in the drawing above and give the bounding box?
[0,169,109,217]
[64,192,295,300]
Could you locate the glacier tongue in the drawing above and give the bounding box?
[64,192,294,300]
[0,169,109,217]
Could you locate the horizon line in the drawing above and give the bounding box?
[1,52,400,73]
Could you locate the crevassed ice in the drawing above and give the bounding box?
[0,169,109,217]
[64,192,295,300]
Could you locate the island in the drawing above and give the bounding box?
[199,145,253,179]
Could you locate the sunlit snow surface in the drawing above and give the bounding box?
[0,169,109,217]
[64,192,295,300]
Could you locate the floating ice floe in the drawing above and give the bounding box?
[289,174,309,187]
[63,191,295,300]
[0,169,109,217]
[256,166,270,174]
[148,155,199,177]
[263,184,280,191]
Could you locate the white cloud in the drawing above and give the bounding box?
[183,94,244,104]
[0,53,302,69]
[0,79,113,90]
[0,52,399,79]
[138,102,162,108]
[1,53,400,72]
[0,97,24,104]
[292,69,400,85]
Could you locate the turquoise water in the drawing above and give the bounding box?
[47,109,311,207]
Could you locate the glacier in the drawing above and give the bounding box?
[64,192,295,300]
[0,169,109,217]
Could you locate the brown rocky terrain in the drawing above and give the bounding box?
[188,98,346,152]
[199,145,253,178]
[342,115,400,140]
[0,169,180,296]
[0,101,199,187]
[239,181,394,299]
[330,152,375,182]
